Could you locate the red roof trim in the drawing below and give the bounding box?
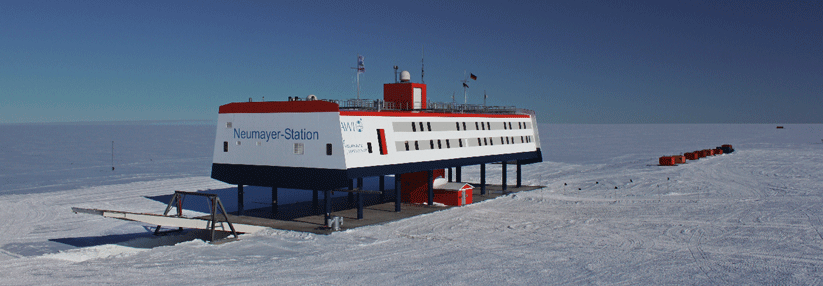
[339,111,530,118]
[218,101,340,114]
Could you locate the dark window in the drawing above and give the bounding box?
[427,122,432,131]
[506,137,510,144]
[481,122,485,130]
[504,122,507,130]
[419,122,424,132]
[456,122,460,130]
[326,143,333,155]
[367,142,373,153]
[475,122,479,130]
[501,137,505,144]
[487,122,491,130]
[405,141,410,151]
[411,122,416,132]
[437,139,442,149]
[484,138,488,145]
[490,137,493,146]
[429,140,434,149]
[521,136,524,143]
[446,140,451,148]
[223,141,228,152]
[415,141,419,150]
[459,139,463,147]
[519,122,522,129]
[462,122,467,130]
[477,138,482,145]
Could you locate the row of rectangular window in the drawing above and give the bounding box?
[396,121,531,132]
[223,141,335,156]
[396,136,533,152]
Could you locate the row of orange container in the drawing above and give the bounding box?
[659,144,734,166]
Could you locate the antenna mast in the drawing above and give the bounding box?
[421,45,425,84]
[352,54,365,99]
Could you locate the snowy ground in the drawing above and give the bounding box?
[1,123,823,284]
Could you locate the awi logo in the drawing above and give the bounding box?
[341,118,364,132]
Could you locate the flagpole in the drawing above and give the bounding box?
[462,70,468,104]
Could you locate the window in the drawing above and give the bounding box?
[478,138,482,145]
[293,143,304,155]
[419,122,424,132]
[236,141,241,145]
[429,140,434,149]
[405,141,410,151]
[427,122,432,131]
[481,122,485,130]
[455,122,460,131]
[411,122,416,132]
[462,122,467,130]
[521,136,524,143]
[415,141,419,150]
[226,122,232,128]
[487,122,491,130]
[504,123,507,130]
[437,139,442,149]
[459,139,464,148]
[367,142,373,153]
[489,137,493,146]
[484,138,488,145]
[475,122,480,130]
[505,137,509,144]
[519,122,522,129]
[327,143,333,155]
[223,141,228,152]
[446,139,451,148]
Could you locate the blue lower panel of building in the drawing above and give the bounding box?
[211,149,542,189]
[211,164,350,190]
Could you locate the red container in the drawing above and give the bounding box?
[715,148,723,155]
[685,152,699,160]
[659,156,676,166]
[697,150,707,158]
[708,149,716,156]
[672,155,686,164]
[433,183,474,206]
[400,169,446,204]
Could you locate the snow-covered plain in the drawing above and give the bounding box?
[2,123,823,284]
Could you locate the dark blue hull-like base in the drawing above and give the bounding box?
[211,149,543,189]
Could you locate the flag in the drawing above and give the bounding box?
[470,73,477,80]
[463,83,469,88]
[357,55,365,74]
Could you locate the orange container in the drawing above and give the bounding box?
[659,156,676,166]
[708,149,716,156]
[672,155,686,164]
[400,169,446,204]
[685,152,699,160]
[714,148,723,155]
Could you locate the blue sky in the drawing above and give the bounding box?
[2,0,820,123]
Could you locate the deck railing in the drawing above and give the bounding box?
[319,98,527,115]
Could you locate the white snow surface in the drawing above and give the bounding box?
[2,123,823,284]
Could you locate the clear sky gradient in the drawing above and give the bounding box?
[2,0,820,123]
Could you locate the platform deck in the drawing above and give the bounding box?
[199,184,544,235]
